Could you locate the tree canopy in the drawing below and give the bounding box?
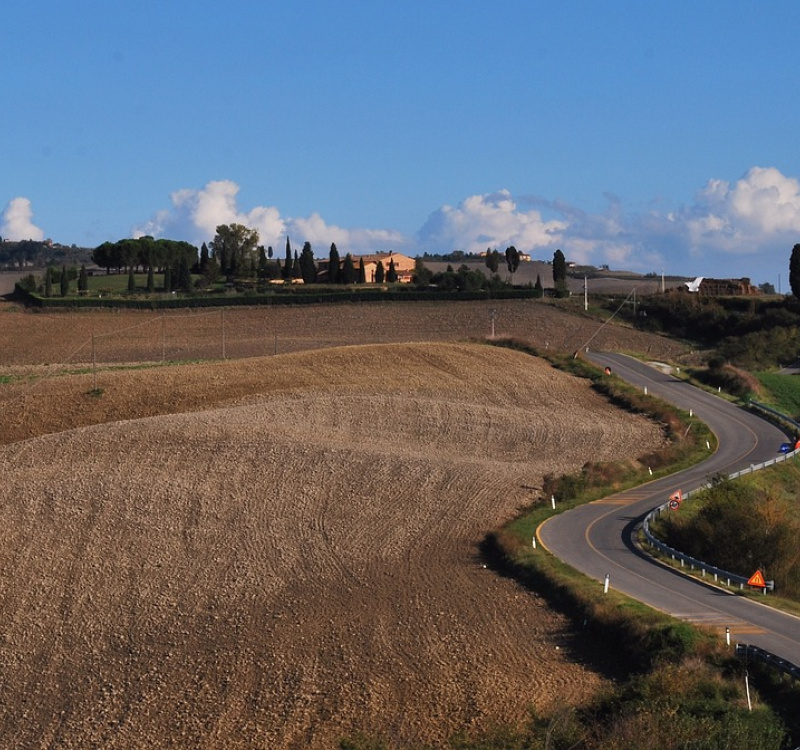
[209,224,259,278]
[92,237,198,275]
[504,246,520,278]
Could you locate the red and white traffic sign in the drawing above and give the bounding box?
[668,489,683,511]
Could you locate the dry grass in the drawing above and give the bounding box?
[0,301,673,748]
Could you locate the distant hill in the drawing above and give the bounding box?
[0,239,94,271]
[422,258,688,294]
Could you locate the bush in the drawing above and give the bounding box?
[660,476,800,597]
[693,363,755,399]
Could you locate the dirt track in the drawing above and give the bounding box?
[0,304,673,747]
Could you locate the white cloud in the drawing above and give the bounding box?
[131,168,800,283]
[1,197,45,241]
[134,180,408,254]
[417,190,567,255]
[686,166,800,253]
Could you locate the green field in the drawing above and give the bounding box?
[86,272,200,294]
[754,371,800,417]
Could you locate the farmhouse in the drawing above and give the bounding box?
[318,251,416,283]
[359,252,415,282]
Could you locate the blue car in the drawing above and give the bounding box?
[779,442,793,454]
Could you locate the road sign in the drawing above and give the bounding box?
[668,489,682,511]
[747,570,767,588]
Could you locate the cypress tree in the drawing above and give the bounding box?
[44,267,52,297]
[357,257,367,284]
[299,242,316,283]
[177,256,192,291]
[328,243,340,284]
[387,258,398,283]
[375,260,385,284]
[552,248,567,292]
[199,242,210,274]
[283,237,292,279]
[60,265,69,296]
[790,244,800,298]
[78,265,89,293]
[341,253,355,284]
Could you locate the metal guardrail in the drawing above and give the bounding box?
[748,399,800,433]
[736,643,800,682]
[642,513,774,591]
[641,400,800,593]
[640,399,800,680]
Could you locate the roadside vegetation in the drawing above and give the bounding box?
[341,343,797,749]
[601,291,800,370]
[652,470,800,602]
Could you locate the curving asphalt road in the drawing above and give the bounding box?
[538,352,800,665]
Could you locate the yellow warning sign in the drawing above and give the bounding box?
[747,570,766,588]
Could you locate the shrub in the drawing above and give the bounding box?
[660,476,800,597]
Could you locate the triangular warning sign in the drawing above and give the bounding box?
[747,570,766,588]
[669,490,683,504]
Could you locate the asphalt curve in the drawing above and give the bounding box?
[538,352,800,665]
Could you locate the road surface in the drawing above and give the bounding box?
[539,352,800,665]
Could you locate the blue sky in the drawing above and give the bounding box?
[3,1,800,285]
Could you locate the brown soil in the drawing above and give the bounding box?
[0,297,685,369]
[0,302,672,748]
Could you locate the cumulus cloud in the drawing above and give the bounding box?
[416,189,657,270]
[685,166,800,254]
[134,180,408,254]
[419,168,800,279]
[1,197,45,241]
[417,190,567,256]
[133,167,799,283]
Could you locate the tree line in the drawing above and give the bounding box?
[0,239,92,269]
[33,223,574,299]
[483,246,568,296]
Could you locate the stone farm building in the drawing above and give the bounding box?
[317,251,416,283]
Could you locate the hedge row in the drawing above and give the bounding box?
[14,284,537,310]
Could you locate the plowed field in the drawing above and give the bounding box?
[0,296,685,369]
[0,302,672,748]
